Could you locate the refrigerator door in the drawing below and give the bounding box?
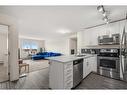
[123,55,127,81]
[123,33,127,81]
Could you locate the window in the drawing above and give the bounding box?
[22,41,30,49]
[22,40,38,49]
[31,42,38,49]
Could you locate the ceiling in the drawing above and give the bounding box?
[0,6,127,40]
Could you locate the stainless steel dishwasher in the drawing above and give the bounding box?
[73,58,83,87]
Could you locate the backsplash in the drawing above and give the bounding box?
[81,49,100,54]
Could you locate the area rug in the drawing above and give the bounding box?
[23,59,49,73]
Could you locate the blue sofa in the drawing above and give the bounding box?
[32,52,62,60]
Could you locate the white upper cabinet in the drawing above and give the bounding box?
[77,31,84,50]
[77,20,125,49]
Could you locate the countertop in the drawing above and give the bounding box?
[84,45,120,49]
[46,54,96,63]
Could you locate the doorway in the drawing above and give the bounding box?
[0,24,9,82]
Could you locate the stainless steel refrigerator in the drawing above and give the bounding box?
[120,22,127,81]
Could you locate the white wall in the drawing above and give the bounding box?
[45,38,70,55]
[0,13,19,81]
[0,25,8,64]
[0,25,8,82]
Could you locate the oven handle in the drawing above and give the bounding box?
[98,56,120,60]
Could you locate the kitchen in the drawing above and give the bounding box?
[48,32,127,89]
[47,6,127,89]
[0,5,127,90]
[1,0,127,95]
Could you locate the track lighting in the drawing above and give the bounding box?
[97,5,110,24]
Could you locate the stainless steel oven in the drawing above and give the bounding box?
[97,49,120,79]
[98,57,120,72]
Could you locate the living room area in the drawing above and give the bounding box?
[18,37,64,75]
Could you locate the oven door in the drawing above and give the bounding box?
[97,56,120,73]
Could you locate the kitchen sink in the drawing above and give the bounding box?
[76,55,86,57]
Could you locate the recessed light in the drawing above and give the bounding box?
[57,29,72,34]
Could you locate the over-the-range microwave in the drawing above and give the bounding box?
[98,33,120,45]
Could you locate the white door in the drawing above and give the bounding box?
[0,25,9,82]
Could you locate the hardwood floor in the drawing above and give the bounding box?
[0,68,49,89]
[0,68,127,89]
[76,73,127,89]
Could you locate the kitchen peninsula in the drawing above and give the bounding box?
[47,54,97,89]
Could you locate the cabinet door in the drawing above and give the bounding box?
[77,32,84,49]
[83,59,87,78]
[83,56,97,79]
[89,56,97,72]
[87,59,91,75]
[83,59,90,78]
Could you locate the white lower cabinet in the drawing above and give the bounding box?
[49,61,73,89]
[49,55,97,89]
[83,58,92,78]
[83,55,97,78]
[90,56,97,72]
[64,62,73,89]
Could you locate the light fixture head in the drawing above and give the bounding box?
[103,17,110,24]
[97,5,104,12]
[106,21,109,24]
[103,16,108,22]
[102,11,107,17]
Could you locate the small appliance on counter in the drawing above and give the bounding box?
[98,33,120,45]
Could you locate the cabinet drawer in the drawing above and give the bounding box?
[64,74,73,82]
[64,68,73,76]
[64,62,73,70]
[64,80,73,89]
